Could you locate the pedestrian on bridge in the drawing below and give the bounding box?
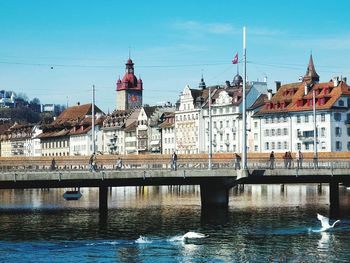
[234,153,241,170]
[89,154,96,172]
[269,151,275,169]
[51,158,56,171]
[296,150,303,169]
[171,151,178,171]
[116,157,123,171]
[287,151,292,169]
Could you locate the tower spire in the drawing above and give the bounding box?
[303,53,319,84]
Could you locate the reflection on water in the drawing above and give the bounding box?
[0,184,349,262]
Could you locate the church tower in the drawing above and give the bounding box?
[116,58,143,110]
[303,54,320,85]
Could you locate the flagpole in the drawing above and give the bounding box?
[242,26,247,171]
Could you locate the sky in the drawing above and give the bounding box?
[1,0,350,113]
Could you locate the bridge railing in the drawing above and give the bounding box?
[0,156,350,172]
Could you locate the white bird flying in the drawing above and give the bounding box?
[317,213,340,232]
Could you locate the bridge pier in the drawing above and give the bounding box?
[99,186,108,215]
[329,182,339,211]
[200,184,229,208]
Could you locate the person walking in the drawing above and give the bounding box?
[283,152,288,169]
[234,153,241,170]
[171,151,178,171]
[51,158,56,171]
[116,157,123,170]
[296,150,303,169]
[269,151,275,169]
[287,151,292,169]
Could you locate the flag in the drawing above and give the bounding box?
[232,52,238,64]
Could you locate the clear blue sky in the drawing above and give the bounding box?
[1,0,350,112]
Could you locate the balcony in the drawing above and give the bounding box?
[298,130,315,143]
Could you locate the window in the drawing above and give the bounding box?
[226,120,229,128]
[297,143,301,150]
[254,133,258,140]
[321,141,326,150]
[277,128,281,136]
[348,142,350,151]
[305,143,310,150]
[271,129,275,136]
[321,127,326,137]
[339,100,344,107]
[334,113,341,121]
[348,127,350,136]
[297,116,301,123]
[277,142,281,149]
[284,141,288,149]
[321,113,325,122]
[271,142,275,150]
[265,142,269,150]
[336,141,342,151]
[305,115,309,123]
[335,127,342,137]
[265,130,270,136]
[254,121,258,128]
[213,121,217,128]
[283,128,288,136]
[254,145,258,151]
[220,121,223,129]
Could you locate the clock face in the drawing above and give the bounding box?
[128,92,142,107]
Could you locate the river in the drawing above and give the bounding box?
[0,184,349,262]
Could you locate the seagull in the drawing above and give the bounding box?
[317,213,340,232]
[183,231,208,240]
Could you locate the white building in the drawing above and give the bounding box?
[159,112,175,154]
[253,55,350,154]
[175,84,203,154]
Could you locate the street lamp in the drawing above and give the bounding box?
[208,85,212,170]
[305,86,318,168]
[313,89,318,168]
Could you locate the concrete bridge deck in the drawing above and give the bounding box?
[0,168,349,212]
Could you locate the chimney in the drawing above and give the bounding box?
[267,89,273,101]
[275,81,281,91]
[77,102,80,106]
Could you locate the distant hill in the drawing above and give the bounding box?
[0,106,53,124]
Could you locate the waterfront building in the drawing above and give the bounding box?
[38,103,103,157]
[102,110,132,155]
[69,117,105,156]
[175,83,206,154]
[0,123,34,156]
[254,55,350,153]
[116,58,143,111]
[201,75,267,154]
[159,112,175,154]
[31,125,43,157]
[136,106,156,154]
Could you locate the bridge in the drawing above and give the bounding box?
[1,164,349,214]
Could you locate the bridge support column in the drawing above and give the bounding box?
[329,182,339,211]
[99,186,108,214]
[200,184,229,208]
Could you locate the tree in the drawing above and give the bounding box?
[30,97,41,105]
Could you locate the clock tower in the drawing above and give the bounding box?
[116,58,143,110]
